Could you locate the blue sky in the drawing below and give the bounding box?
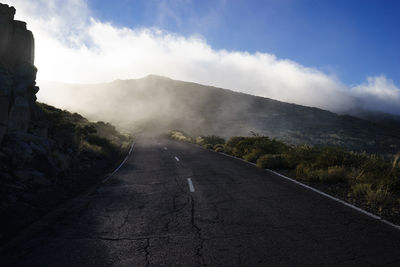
[87,0,400,86]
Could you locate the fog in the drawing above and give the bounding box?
[37,76,262,136]
[5,0,400,122]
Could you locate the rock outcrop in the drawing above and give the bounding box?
[0,3,39,145]
[0,4,132,245]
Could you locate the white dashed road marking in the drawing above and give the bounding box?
[164,147,168,150]
[175,156,180,162]
[187,178,195,192]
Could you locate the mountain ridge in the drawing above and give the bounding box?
[38,75,400,154]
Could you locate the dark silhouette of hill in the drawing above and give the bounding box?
[41,75,400,154]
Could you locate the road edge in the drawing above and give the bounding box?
[102,142,135,183]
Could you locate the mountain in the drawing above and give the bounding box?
[38,75,400,154]
[346,108,400,132]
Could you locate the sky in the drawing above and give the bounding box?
[88,0,400,86]
[4,0,400,114]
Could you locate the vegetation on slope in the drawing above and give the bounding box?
[169,130,400,223]
[0,103,132,244]
[38,103,130,162]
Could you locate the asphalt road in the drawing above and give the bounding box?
[2,137,400,266]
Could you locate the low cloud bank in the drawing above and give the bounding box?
[351,76,400,114]
[7,0,400,115]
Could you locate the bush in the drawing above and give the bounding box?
[285,145,317,168]
[296,163,316,181]
[295,164,345,183]
[37,102,127,160]
[321,166,347,183]
[215,147,224,153]
[82,134,118,158]
[243,148,264,163]
[170,130,194,143]
[256,154,289,169]
[195,136,205,145]
[225,136,247,148]
[231,138,256,158]
[365,187,392,207]
[314,147,347,169]
[203,144,213,150]
[352,183,371,197]
[213,144,224,151]
[202,135,225,146]
[224,136,289,160]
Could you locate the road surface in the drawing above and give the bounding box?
[2,137,400,266]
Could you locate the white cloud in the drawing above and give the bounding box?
[351,76,400,113]
[4,0,400,114]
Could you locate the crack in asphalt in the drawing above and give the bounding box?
[117,204,134,239]
[165,190,188,232]
[191,195,206,266]
[144,238,150,267]
[76,234,181,242]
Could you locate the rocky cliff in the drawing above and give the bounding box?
[0,3,39,145]
[0,4,131,245]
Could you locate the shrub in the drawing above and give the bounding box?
[202,135,225,146]
[314,147,347,169]
[78,125,97,137]
[224,136,289,160]
[224,136,246,156]
[295,163,307,179]
[195,137,205,145]
[243,148,264,163]
[203,144,213,150]
[84,134,118,157]
[322,166,347,183]
[256,154,289,169]
[225,136,247,148]
[295,164,320,182]
[256,138,289,155]
[285,145,318,168]
[223,145,233,155]
[352,183,371,197]
[365,187,392,207]
[170,130,194,143]
[296,163,310,179]
[215,147,224,153]
[213,144,224,151]
[231,138,256,158]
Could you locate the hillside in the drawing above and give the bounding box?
[40,75,400,154]
[0,102,131,244]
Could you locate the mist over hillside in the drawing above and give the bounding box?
[38,75,400,154]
